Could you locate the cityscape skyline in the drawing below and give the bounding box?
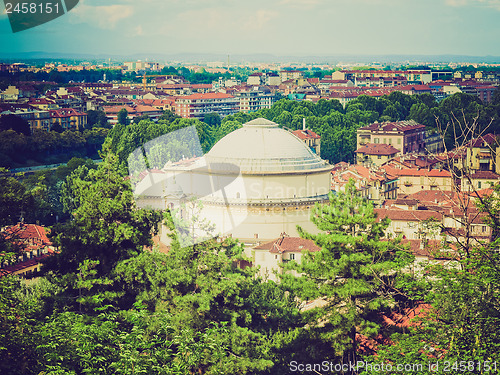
[1,0,500,60]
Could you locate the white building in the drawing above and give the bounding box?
[135,118,333,245]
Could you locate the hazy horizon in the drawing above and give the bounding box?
[1,0,500,61]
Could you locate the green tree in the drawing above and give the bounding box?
[117,108,130,125]
[0,276,39,375]
[158,109,180,123]
[203,112,221,128]
[0,172,34,227]
[48,153,162,278]
[0,114,30,135]
[133,114,150,124]
[86,109,109,129]
[282,180,411,369]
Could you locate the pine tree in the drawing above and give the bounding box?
[282,179,411,371]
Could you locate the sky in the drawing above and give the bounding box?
[1,0,500,59]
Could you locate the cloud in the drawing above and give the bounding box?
[70,0,134,29]
[134,25,143,36]
[445,0,468,5]
[279,0,322,9]
[243,9,278,30]
[445,0,500,10]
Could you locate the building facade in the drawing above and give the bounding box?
[357,120,426,155]
[175,93,239,120]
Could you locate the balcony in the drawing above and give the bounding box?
[476,152,491,159]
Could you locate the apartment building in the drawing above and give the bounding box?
[49,108,87,130]
[279,70,304,82]
[253,234,321,282]
[175,92,239,120]
[292,128,321,155]
[1,109,52,132]
[382,166,453,195]
[237,90,276,113]
[0,223,55,278]
[357,120,426,155]
[331,163,398,206]
[355,143,400,168]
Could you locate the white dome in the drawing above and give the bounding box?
[205,118,329,173]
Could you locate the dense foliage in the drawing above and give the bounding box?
[1,89,500,374]
[0,127,108,168]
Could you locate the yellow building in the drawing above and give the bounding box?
[466,134,500,173]
[253,234,321,282]
[357,120,426,155]
[355,143,400,168]
[49,108,87,130]
[461,171,500,192]
[382,167,453,195]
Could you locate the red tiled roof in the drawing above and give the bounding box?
[49,108,85,118]
[469,171,500,180]
[0,252,53,277]
[467,133,500,148]
[382,165,452,178]
[374,208,443,222]
[356,143,400,156]
[254,234,321,253]
[398,85,432,91]
[2,223,52,247]
[406,190,459,204]
[358,120,425,133]
[292,129,321,140]
[177,92,234,100]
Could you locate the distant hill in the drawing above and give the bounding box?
[1,51,500,64]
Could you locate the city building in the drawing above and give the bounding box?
[292,126,321,155]
[0,223,55,278]
[49,108,87,130]
[331,163,398,205]
[355,143,400,168]
[357,120,426,155]
[135,118,333,244]
[0,109,52,132]
[425,131,445,154]
[175,92,239,119]
[253,234,321,281]
[461,170,500,192]
[236,90,276,113]
[382,166,453,195]
[279,70,304,82]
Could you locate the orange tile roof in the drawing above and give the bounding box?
[177,92,234,100]
[254,234,321,253]
[356,143,400,156]
[374,208,443,222]
[292,129,320,140]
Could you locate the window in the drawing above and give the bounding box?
[378,155,382,159]
[254,233,259,239]
[478,182,482,189]
[290,254,295,260]
[374,138,379,144]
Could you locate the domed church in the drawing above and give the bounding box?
[135,118,332,245]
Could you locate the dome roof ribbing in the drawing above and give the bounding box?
[205,118,329,173]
